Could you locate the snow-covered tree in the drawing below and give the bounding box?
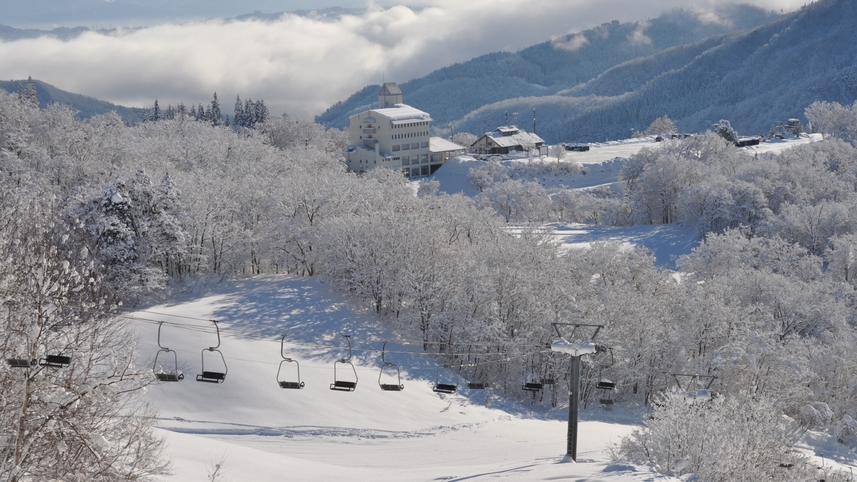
[713,119,739,143]
[644,115,677,135]
[0,193,168,480]
[618,393,829,480]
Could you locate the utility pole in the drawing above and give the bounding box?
[550,323,603,461]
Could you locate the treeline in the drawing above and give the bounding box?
[142,92,270,128]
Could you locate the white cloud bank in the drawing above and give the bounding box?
[0,0,805,120]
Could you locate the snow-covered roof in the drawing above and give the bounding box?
[430,137,465,153]
[373,104,431,123]
[496,126,520,135]
[478,128,544,149]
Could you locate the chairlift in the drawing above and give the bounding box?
[39,354,71,369]
[673,373,717,402]
[522,380,544,392]
[276,334,304,389]
[6,358,35,368]
[378,341,403,391]
[464,358,488,390]
[433,365,457,394]
[330,334,358,392]
[153,322,184,382]
[3,328,34,369]
[196,320,227,383]
[595,346,616,390]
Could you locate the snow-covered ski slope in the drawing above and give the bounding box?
[132,276,675,481]
[133,135,826,480]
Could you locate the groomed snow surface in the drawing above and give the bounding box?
[133,276,674,481]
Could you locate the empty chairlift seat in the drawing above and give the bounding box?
[196,320,227,384]
[153,322,184,382]
[39,355,71,368]
[378,341,404,391]
[330,334,358,392]
[433,365,457,394]
[276,335,305,389]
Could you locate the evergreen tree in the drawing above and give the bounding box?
[234,95,245,128]
[152,100,162,121]
[24,76,38,108]
[254,99,270,125]
[210,92,222,126]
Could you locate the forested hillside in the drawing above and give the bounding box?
[316,4,779,135]
[321,0,857,146]
[548,0,857,142]
[5,78,857,479]
[0,78,143,123]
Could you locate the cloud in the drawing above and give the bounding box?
[0,0,805,120]
[628,21,652,46]
[552,33,589,52]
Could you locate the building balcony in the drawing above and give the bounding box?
[362,127,376,134]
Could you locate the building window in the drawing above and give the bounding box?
[392,145,400,151]
[402,144,409,150]
[411,143,419,149]
[421,154,429,163]
[402,156,409,165]
[421,142,429,148]
[421,166,429,176]
[411,167,420,177]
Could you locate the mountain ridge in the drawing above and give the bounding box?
[315,4,782,138]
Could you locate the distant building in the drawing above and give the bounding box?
[344,82,465,178]
[471,126,545,155]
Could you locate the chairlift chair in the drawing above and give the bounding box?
[522,380,544,392]
[378,341,403,391]
[330,334,358,392]
[153,322,184,382]
[594,346,616,407]
[433,365,457,394]
[673,373,717,402]
[595,346,616,390]
[6,358,35,368]
[277,334,304,389]
[3,310,34,368]
[463,358,488,389]
[196,320,227,383]
[39,354,71,369]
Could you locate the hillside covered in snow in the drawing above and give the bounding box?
[320,0,857,144]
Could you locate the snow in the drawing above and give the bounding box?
[375,104,432,122]
[131,134,832,481]
[428,135,822,269]
[132,275,676,482]
[550,338,597,356]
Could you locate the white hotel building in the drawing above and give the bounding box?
[344,83,465,178]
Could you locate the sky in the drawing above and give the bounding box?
[0,0,808,120]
